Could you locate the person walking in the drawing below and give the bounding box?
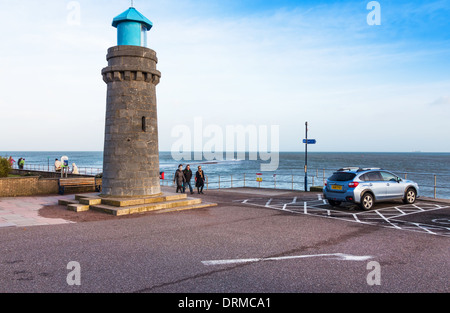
[173,164,186,193]
[183,164,194,194]
[195,166,206,194]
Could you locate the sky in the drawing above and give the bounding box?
[0,0,449,152]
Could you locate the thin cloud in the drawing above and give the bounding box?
[429,96,450,106]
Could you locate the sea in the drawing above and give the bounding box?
[2,151,450,199]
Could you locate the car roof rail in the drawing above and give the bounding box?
[361,167,381,171]
[337,167,361,172]
[358,167,381,171]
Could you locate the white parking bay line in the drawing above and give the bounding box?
[375,210,402,229]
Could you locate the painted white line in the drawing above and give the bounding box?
[242,201,299,214]
[410,223,436,235]
[352,214,361,223]
[265,198,273,207]
[304,202,307,214]
[317,194,322,201]
[375,210,402,229]
[202,253,373,266]
[394,207,406,215]
[389,206,447,220]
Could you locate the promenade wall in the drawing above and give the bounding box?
[0,176,58,197]
[0,170,100,197]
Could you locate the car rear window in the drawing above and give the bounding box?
[360,172,383,181]
[328,172,356,182]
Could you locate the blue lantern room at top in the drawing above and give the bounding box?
[112,6,153,47]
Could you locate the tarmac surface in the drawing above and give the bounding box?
[0,186,449,293]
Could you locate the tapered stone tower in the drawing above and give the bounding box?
[101,7,161,197]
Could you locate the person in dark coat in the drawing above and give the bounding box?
[183,164,194,194]
[195,166,206,194]
[173,164,186,193]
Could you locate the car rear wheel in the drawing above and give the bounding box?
[403,188,416,204]
[359,193,374,210]
[328,200,341,207]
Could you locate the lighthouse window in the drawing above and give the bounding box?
[142,116,146,132]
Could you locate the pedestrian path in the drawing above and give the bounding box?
[0,195,74,228]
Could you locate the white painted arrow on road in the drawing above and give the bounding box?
[202,253,373,266]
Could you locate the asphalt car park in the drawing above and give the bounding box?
[237,193,450,237]
[1,187,449,293]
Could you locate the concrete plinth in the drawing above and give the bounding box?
[59,193,217,216]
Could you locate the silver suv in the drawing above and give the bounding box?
[323,167,419,210]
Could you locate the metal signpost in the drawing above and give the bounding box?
[303,122,316,191]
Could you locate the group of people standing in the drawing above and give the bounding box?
[54,158,79,174]
[16,157,25,169]
[173,164,206,194]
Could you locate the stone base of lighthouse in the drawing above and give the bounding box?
[58,188,217,216]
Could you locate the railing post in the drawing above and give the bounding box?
[218,175,220,189]
[292,174,294,190]
[434,175,437,199]
[243,173,246,187]
[231,175,233,188]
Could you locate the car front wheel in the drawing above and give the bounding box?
[403,188,417,204]
[359,193,374,210]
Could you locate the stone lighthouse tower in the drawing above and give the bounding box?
[101,6,161,197]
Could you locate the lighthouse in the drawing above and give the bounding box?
[57,5,215,215]
[101,6,162,197]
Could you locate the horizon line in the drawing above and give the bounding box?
[1,150,449,154]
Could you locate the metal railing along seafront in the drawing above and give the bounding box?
[14,164,102,176]
[12,164,450,199]
[161,169,450,200]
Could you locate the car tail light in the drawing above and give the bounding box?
[348,182,359,188]
[324,182,327,186]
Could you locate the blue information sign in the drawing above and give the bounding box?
[303,139,316,144]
